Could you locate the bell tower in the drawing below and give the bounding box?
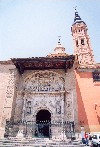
[71,10,95,66]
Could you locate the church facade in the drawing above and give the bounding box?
[0,11,100,139]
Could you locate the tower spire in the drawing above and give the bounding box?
[72,8,86,26]
[54,36,65,54]
[47,36,67,57]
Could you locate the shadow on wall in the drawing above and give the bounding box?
[95,104,100,124]
[76,78,90,132]
[78,72,92,79]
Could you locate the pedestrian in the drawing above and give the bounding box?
[85,132,89,146]
[81,131,85,144]
[89,133,92,146]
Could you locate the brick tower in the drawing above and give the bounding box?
[71,10,95,66]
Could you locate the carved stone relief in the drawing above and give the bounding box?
[22,96,64,124]
[19,71,66,128]
[23,72,65,93]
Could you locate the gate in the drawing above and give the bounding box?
[23,121,75,139]
[35,122,51,138]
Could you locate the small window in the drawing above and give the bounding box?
[93,72,100,82]
[81,39,85,45]
[76,40,78,47]
[93,135,97,139]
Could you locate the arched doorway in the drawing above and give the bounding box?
[35,109,51,138]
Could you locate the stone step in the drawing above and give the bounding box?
[0,145,85,147]
[0,138,85,147]
[0,143,85,147]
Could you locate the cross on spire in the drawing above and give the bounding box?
[58,36,61,45]
[73,6,77,12]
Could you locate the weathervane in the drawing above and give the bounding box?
[73,6,77,12]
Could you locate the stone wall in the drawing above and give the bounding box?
[0,62,16,138]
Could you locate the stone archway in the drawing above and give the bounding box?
[35,109,51,138]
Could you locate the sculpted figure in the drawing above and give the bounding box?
[16,130,24,138]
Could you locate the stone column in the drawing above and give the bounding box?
[61,93,66,140]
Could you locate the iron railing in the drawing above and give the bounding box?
[5,120,75,139]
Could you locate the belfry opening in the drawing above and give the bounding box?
[35,109,51,138]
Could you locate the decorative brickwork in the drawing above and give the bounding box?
[71,11,95,66]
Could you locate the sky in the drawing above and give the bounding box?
[0,0,100,62]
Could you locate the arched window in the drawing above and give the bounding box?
[81,39,85,45]
[76,40,78,47]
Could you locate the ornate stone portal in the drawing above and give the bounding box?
[11,55,76,139]
[21,71,65,139]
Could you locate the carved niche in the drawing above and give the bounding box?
[56,101,61,114]
[24,72,65,92]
